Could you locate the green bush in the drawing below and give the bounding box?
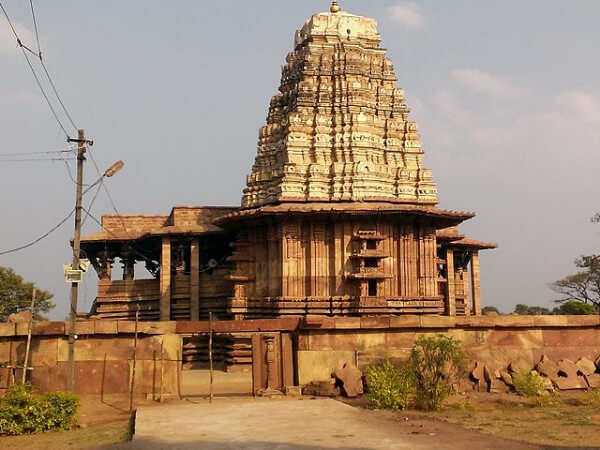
[0,384,79,435]
[410,335,466,411]
[365,358,415,410]
[512,371,552,397]
[580,387,600,407]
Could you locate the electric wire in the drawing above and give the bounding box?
[0,208,75,256]
[0,149,73,157]
[81,207,157,264]
[0,157,76,162]
[29,0,78,131]
[0,0,75,137]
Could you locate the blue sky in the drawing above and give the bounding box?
[1,1,599,319]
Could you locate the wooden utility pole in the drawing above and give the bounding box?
[209,311,214,403]
[22,287,36,384]
[67,129,86,392]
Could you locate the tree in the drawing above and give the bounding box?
[551,255,600,312]
[482,306,500,315]
[0,267,54,321]
[514,304,552,315]
[553,300,596,315]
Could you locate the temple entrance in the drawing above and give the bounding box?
[179,331,295,397]
[180,333,253,397]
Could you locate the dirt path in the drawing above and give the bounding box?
[114,397,536,449]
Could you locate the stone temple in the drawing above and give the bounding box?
[80,3,497,322]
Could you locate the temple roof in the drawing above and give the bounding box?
[436,226,498,250]
[241,4,438,209]
[80,206,237,243]
[217,202,474,227]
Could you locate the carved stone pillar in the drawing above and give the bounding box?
[160,238,171,321]
[470,251,482,316]
[265,336,277,390]
[445,248,456,316]
[98,248,113,280]
[190,239,200,321]
[122,249,135,281]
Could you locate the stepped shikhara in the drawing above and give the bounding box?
[243,8,437,208]
[80,3,497,327]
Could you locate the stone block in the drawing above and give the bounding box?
[32,322,65,336]
[296,350,355,385]
[334,363,363,397]
[533,316,569,327]
[567,316,600,327]
[494,316,535,328]
[15,322,29,336]
[455,316,495,328]
[360,317,390,329]
[542,329,600,348]
[585,373,600,388]
[0,323,15,336]
[94,320,118,334]
[419,316,455,328]
[334,317,361,329]
[509,359,532,374]
[536,355,559,378]
[576,357,596,376]
[75,321,95,336]
[29,337,58,367]
[117,321,137,334]
[487,329,543,349]
[389,315,420,328]
[140,321,177,334]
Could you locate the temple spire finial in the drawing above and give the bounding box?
[330,1,340,13]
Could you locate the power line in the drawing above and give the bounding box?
[28,0,40,55]
[0,208,75,256]
[81,207,157,264]
[0,0,76,137]
[0,157,76,162]
[29,0,78,131]
[0,149,74,157]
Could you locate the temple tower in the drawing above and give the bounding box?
[219,3,496,317]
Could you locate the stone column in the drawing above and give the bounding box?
[190,239,200,321]
[470,251,482,316]
[122,249,135,281]
[445,248,456,316]
[160,238,171,321]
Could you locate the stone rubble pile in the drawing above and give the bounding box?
[470,354,600,392]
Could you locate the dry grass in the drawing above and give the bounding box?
[418,391,600,447]
[0,419,132,449]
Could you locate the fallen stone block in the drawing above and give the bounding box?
[576,357,597,376]
[585,373,600,388]
[536,355,559,378]
[334,363,363,398]
[499,371,513,386]
[470,361,486,392]
[554,359,588,389]
[509,359,531,375]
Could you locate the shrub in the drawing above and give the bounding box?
[364,358,415,410]
[0,384,79,435]
[512,371,550,397]
[580,387,600,407]
[410,335,466,411]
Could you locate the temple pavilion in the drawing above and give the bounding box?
[80,3,497,322]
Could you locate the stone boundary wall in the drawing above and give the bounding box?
[297,315,600,384]
[1,315,599,393]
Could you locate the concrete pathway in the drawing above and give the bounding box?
[122,398,536,449]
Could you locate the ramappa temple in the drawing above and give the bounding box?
[80,3,497,323]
